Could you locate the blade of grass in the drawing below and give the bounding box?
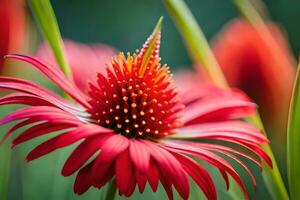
[29,0,71,78]
[163,0,289,199]
[161,0,227,88]
[287,59,300,200]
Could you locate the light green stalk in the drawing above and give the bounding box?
[287,60,300,200]
[29,0,71,78]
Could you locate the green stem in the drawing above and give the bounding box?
[29,0,72,79]
[104,180,117,200]
[163,0,289,199]
[162,0,227,87]
[247,116,289,200]
[287,61,300,200]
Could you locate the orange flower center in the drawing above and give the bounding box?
[87,52,184,138]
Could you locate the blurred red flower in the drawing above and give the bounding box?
[211,18,295,136]
[0,25,271,200]
[0,0,26,69]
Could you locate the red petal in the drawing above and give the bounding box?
[26,124,112,161]
[183,95,256,125]
[74,161,94,195]
[62,134,112,176]
[12,122,73,147]
[0,106,80,126]
[91,134,129,183]
[147,160,160,192]
[173,153,217,200]
[164,141,249,200]
[37,40,116,93]
[4,54,91,108]
[135,170,147,193]
[129,139,150,174]
[115,149,136,197]
[171,121,268,144]
[143,140,190,200]
[0,118,38,144]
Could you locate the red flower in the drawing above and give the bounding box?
[0,0,26,69]
[211,18,295,135]
[0,23,271,200]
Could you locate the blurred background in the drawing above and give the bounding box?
[1,0,300,199]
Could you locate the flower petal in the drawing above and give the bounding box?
[147,160,160,192]
[74,161,94,195]
[37,40,116,93]
[183,95,256,125]
[171,121,267,144]
[164,141,249,200]
[62,133,112,176]
[26,124,112,161]
[143,140,190,200]
[129,139,150,174]
[12,122,73,147]
[173,152,217,200]
[91,134,129,185]
[4,54,91,108]
[115,149,136,197]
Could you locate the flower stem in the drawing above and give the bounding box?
[163,0,228,88]
[163,0,289,199]
[104,180,117,200]
[29,0,72,79]
[287,60,300,200]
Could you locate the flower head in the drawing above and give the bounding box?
[0,19,271,200]
[211,18,295,135]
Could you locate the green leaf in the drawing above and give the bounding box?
[162,0,227,87]
[287,61,300,200]
[29,0,72,78]
[163,0,289,199]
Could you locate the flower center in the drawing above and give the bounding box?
[87,53,184,138]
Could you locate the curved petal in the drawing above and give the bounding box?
[171,121,268,144]
[12,122,74,147]
[62,133,112,176]
[135,170,147,193]
[74,161,94,195]
[172,152,217,200]
[183,95,256,125]
[147,160,160,192]
[4,54,91,108]
[37,40,116,93]
[91,134,129,184]
[129,139,150,174]
[163,141,249,200]
[26,124,112,161]
[143,140,190,200]
[0,106,81,126]
[115,149,136,197]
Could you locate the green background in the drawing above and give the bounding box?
[1,0,300,199]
